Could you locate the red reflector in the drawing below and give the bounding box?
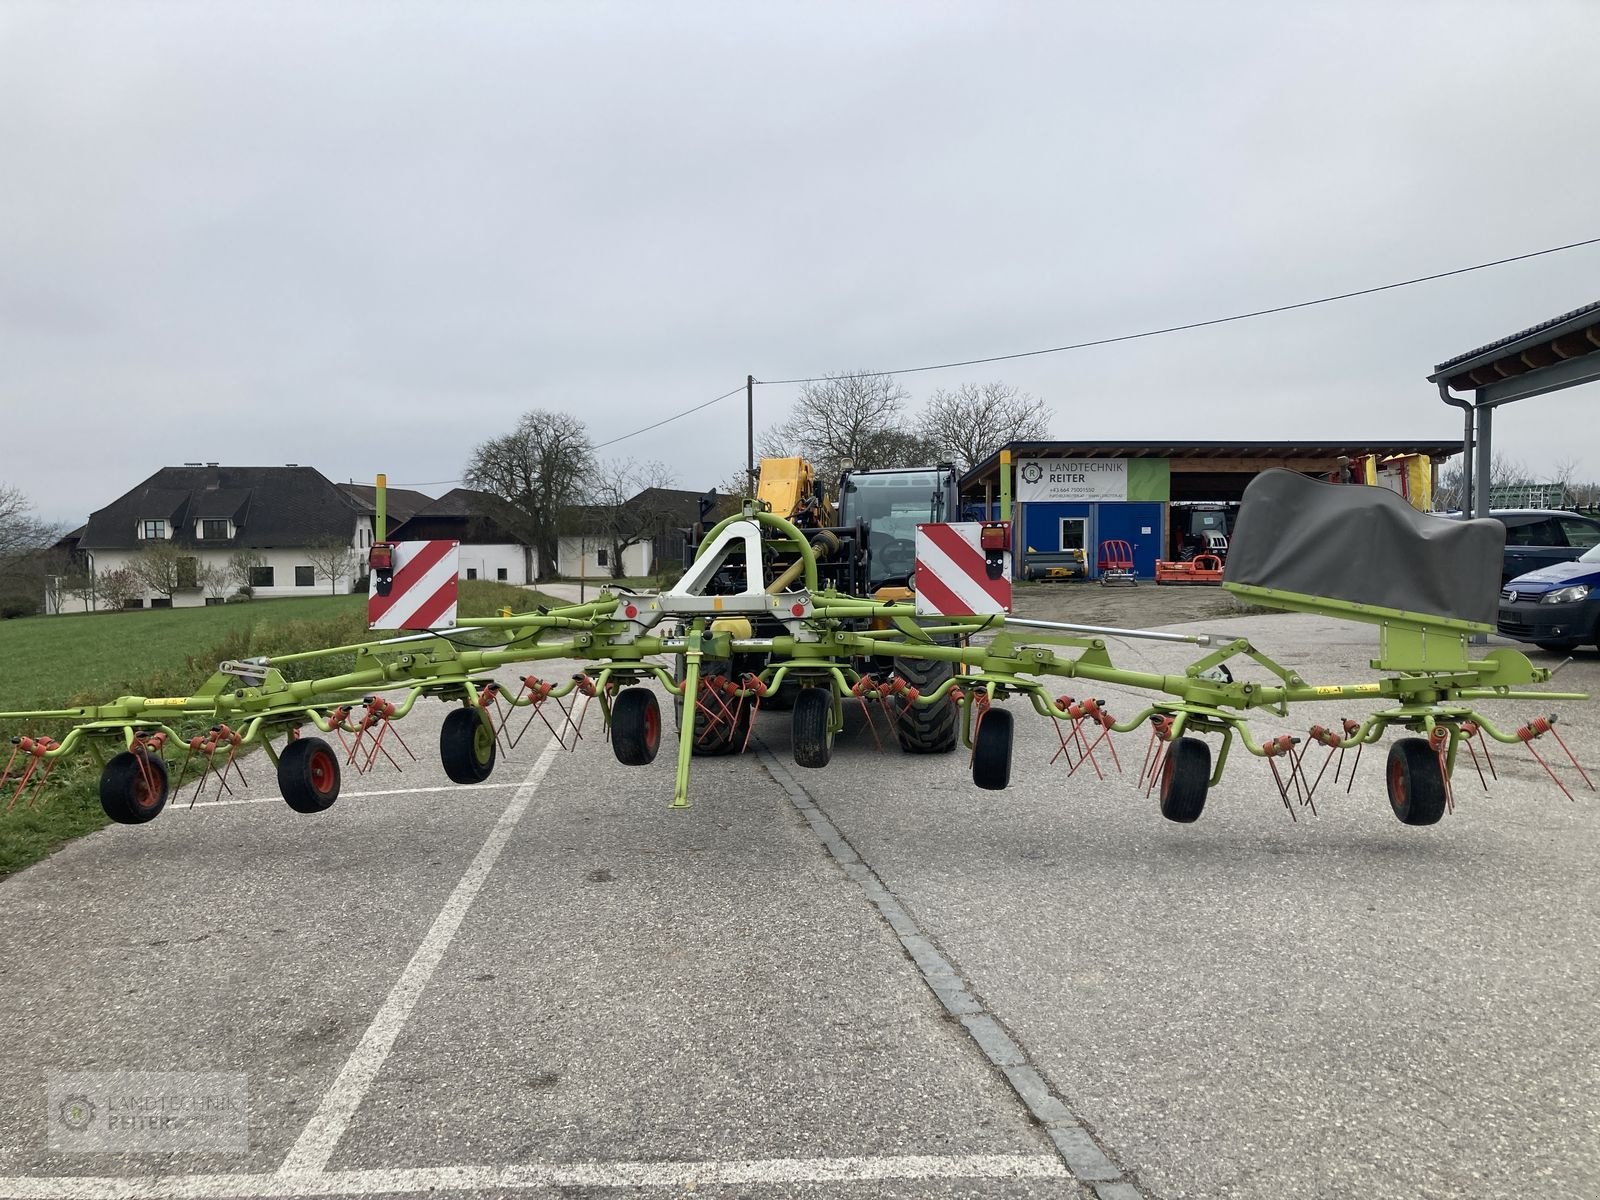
[624,604,638,619]
[791,603,806,617]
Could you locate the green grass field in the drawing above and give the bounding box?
[0,580,558,877]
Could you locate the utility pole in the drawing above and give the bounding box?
[746,374,755,496]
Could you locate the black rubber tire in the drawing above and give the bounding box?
[1158,737,1210,823]
[892,651,959,754]
[1386,737,1448,826]
[277,736,341,813]
[791,687,834,768]
[611,688,661,766]
[678,659,751,757]
[440,706,497,784]
[1536,640,1580,653]
[99,750,170,825]
[1177,543,1199,562]
[971,707,1013,790]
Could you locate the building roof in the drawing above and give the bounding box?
[1429,300,1600,399]
[389,488,542,546]
[338,483,434,525]
[80,466,361,550]
[962,440,1463,488]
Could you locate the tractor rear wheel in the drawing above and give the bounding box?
[971,707,1013,790]
[892,650,959,754]
[1386,737,1447,826]
[611,688,661,766]
[441,707,497,784]
[1158,737,1210,823]
[791,687,834,768]
[278,736,341,813]
[99,750,170,825]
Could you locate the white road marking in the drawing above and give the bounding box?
[276,736,562,1174]
[0,1155,1066,1198]
[177,783,520,810]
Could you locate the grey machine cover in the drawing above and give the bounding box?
[1222,468,1503,625]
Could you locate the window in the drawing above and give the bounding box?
[466,568,478,580]
[177,557,198,590]
[496,568,508,581]
[141,519,166,540]
[295,566,315,587]
[1558,517,1600,550]
[1504,518,1564,547]
[1059,518,1086,551]
[150,597,173,609]
[200,519,228,540]
[249,566,275,588]
[123,598,144,609]
[597,548,609,567]
[205,597,225,606]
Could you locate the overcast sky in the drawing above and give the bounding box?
[4,0,1599,526]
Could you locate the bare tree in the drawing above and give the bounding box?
[918,382,1052,472]
[1436,453,1534,512]
[304,536,359,594]
[59,564,99,612]
[465,410,595,582]
[227,549,265,595]
[198,561,232,604]
[128,541,196,602]
[586,460,678,578]
[762,371,920,482]
[98,567,138,610]
[0,484,57,568]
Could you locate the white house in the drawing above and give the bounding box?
[54,465,416,612]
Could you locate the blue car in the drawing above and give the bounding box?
[1496,546,1600,652]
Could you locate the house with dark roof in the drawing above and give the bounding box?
[389,489,541,585]
[61,465,382,611]
[556,487,707,578]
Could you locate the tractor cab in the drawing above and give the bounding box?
[837,464,961,589]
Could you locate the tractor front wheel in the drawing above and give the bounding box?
[611,688,661,766]
[792,687,834,769]
[1386,738,1447,826]
[441,707,497,784]
[278,736,341,813]
[972,707,1013,790]
[1158,737,1210,823]
[99,750,170,825]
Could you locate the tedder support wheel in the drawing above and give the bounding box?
[99,750,170,825]
[1158,737,1211,823]
[972,707,1013,790]
[891,651,959,754]
[277,736,341,814]
[1386,737,1448,826]
[791,687,834,769]
[441,706,497,784]
[611,688,661,766]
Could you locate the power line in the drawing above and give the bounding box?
[755,234,1600,386]
[591,384,747,449]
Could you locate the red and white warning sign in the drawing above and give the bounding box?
[914,523,1012,616]
[368,540,461,630]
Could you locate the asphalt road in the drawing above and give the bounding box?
[0,612,1596,1199]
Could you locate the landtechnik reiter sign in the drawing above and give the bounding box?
[1015,458,1127,503]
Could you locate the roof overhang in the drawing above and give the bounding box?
[1429,300,1600,408]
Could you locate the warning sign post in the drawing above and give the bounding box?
[368,540,461,630]
[913,523,1012,616]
